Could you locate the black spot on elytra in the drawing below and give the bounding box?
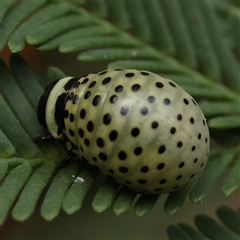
[54,93,68,135]
[38,79,59,129]
[64,77,79,90]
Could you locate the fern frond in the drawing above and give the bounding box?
[1,1,46,50]
[167,205,240,240]
[0,96,38,157]
[11,161,55,222]
[189,149,238,203]
[2,0,240,94]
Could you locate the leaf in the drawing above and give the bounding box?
[0,97,39,158]
[26,15,90,45]
[0,162,32,225]
[92,176,120,213]
[11,162,55,222]
[85,0,108,18]
[108,60,177,72]
[133,194,159,217]
[0,1,46,50]
[208,116,240,129]
[105,0,131,30]
[8,2,72,52]
[125,0,152,43]
[189,150,236,204]
[37,26,112,51]
[40,162,80,221]
[195,214,238,240]
[59,35,135,53]
[198,1,240,92]
[167,225,198,240]
[160,0,197,68]
[221,153,240,196]
[9,54,44,109]
[111,186,136,216]
[217,205,240,235]
[0,0,239,227]
[0,58,42,138]
[78,48,155,61]
[0,130,16,158]
[164,180,197,215]
[0,0,15,22]
[62,163,100,215]
[199,101,240,117]
[167,205,240,240]
[0,159,9,180]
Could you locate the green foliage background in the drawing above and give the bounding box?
[0,0,239,239]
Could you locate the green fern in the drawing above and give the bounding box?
[167,205,240,240]
[0,0,239,238]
